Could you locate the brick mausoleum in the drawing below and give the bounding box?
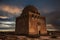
[0,5,48,40]
[15,5,47,37]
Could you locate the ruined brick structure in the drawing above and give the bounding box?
[15,5,47,37]
[40,17,47,35]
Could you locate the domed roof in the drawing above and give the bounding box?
[22,5,39,14]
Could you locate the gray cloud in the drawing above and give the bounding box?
[0,11,16,21]
[45,10,60,29]
[0,0,60,30]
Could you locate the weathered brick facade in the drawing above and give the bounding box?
[15,5,47,37]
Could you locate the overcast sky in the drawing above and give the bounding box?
[0,0,60,30]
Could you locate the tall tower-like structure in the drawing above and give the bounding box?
[15,5,47,37]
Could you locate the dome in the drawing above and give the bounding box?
[22,5,40,14]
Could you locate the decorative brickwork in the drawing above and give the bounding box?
[15,5,47,37]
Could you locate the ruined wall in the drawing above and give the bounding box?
[15,5,47,37]
[15,16,28,35]
[29,12,39,35]
[40,17,47,35]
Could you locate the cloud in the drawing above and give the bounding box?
[0,22,15,28]
[45,10,60,30]
[46,24,60,31]
[0,16,8,19]
[0,5,22,15]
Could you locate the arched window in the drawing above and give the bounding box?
[32,14,34,17]
[34,15,37,18]
[37,16,40,19]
